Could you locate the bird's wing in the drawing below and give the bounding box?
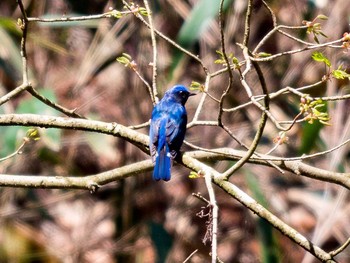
[165,118,179,143]
[150,118,160,144]
[149,118,161,163]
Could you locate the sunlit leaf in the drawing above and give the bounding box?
[332,66,350,80]
[311,51,331,67]
[256,52,272,58]
[26,128,41,141]
[316,14,328,20]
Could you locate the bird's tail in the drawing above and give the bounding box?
[153,120,171,181]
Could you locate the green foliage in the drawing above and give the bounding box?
[116,53,137,70]
[332,65,350,80]
[109,9,123,19]
[26,128,41,141]
[116,52,132,65]
[190,81,205,92]
[189,170,201,179]
[137,7,149,17]
[298,97,329,154]
[311,51,331,67]
[109,3,149,18]
[255,52,273,58]
[214,50,239,68]
[299,96,330,125]
[126,2,149,16]
[302,14,328,43]
[311,51,350,81]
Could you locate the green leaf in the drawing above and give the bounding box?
[188,171,201,179]
[311,51,331,67]
[26,128,41,141]
[116,53,132,66]
[319,31,328,38]
[316,14,328,20]
[214,59,225,64]
[232,57,240,65]
[138,7,149,16]
[299,101,328,154]
[256,52,272,58]
[332,66,350,80]
[110,9,123,19]
[16,89,61,151]
[190,81,204,92]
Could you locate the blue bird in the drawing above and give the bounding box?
[149,85,195,181]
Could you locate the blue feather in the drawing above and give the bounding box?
[149,85,194,181]
[153,119,171,181]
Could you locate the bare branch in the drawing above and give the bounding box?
[0,114,149,153]
[0,159,152,190]
[143,0,158,103]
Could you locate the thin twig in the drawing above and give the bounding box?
[143,0,158,104]
[26,11,132,22]
[27,87,85,118]
[17,0,29,85]
[329,237,350,257]
[0,138,27,162]
[242,0,252,47]
[217,0,235,126]
[222,38,270,179]
[183,249,198,263]
[128,120,150,130]
[122,0,209,76]
[252,38,343,62]
[0,83,31,106]
[192,75,211,123]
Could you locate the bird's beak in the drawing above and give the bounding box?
[189,92,196,96]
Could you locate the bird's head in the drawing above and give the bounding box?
[165,85,195,105]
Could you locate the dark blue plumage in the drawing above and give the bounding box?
[149,85,194,181]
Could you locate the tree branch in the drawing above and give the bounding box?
[0,114,149,153]
[1,114,349,189]
[0,160,152,191]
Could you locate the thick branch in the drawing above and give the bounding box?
[0,114,149,153]
[0,160,152,190]
[0,114,349,189]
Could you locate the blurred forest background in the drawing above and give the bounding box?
[0,0,350,262]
